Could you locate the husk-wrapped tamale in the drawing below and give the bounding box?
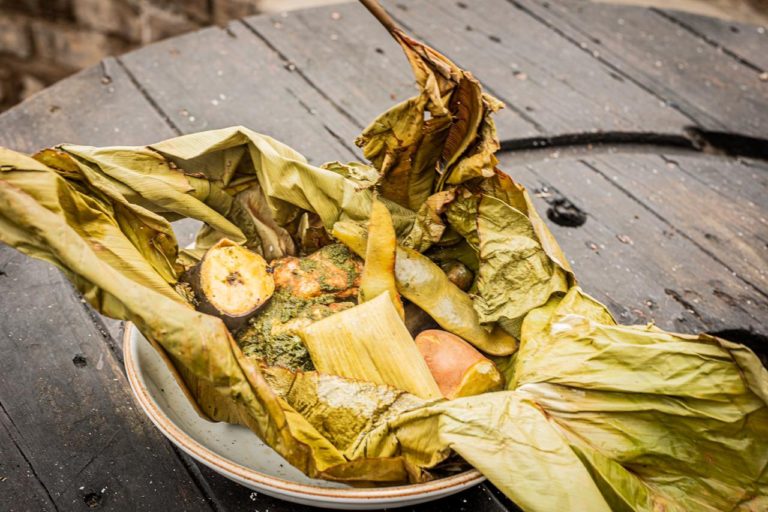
[0,2,766,511]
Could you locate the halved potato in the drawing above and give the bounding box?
[415,329,503,399]
[190,239,275,330]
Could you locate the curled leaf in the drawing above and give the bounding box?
[360,199,404,318]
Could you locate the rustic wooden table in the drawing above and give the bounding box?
[0,1,766,510]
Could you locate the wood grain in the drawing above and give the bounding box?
[0,247,212,511]
[0,58,176,153]
[584,151,768,296]
[498,148,768,336]
[384,0,692,140]
[663,11,768,71]
[514,0,768,139]
[118,21,361,164]
[0,404,57,512]
[0,56,216,511]
[244,2,423,138]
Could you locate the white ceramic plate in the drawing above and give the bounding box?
[123,323,485,509]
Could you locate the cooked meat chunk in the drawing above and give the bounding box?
[236,244,362,371]
[271,243,362,299]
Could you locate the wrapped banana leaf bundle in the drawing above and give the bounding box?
[0,3,766,511]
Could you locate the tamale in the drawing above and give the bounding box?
[299,292,442,400]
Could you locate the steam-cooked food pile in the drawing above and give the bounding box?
[187,205,503,401]
[236,244,361,372]
[0,3,766,511]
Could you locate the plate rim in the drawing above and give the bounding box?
[123,322,486,504]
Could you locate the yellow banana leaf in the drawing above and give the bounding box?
[356,20,505,210]
[359,199,404,317]
[446,171,574,336]
[2,122,767,511]
[402,188,455,252]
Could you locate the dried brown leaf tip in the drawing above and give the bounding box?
[355,6,504,211]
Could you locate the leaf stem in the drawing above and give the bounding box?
[358,0,400,36]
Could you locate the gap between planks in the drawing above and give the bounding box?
[653,9,766,73]
[577,158,768,300]
[112,57,183,136]
[504,0,703,125]
[0,398,60,512]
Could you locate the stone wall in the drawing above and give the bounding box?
[0,0,344,112]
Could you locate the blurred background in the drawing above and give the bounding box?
[0,0,766,113]
[0,0,348,112]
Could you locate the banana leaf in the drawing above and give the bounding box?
[2,121,767,512]
[355,19,505,210]
[446,171,574,336]
[1,4,766,510]
[358,199,404,317]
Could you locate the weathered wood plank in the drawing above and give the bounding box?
[671,154,768,209]
[514,0,768,139]
[382,0,691,140]
[245,4,415,130]
[0,247,213,511]
[409,483,520,512]
[0,404,57,512]
[665,12,768,71]
[245,1,537,141]
[498,148,768,335]
[0,55,184,361]
[584,151,768,295]
[118,21,361,165]
[0,58,176,153]
[0,58,217,510]
[192,465,311,512]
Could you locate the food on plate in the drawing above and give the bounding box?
[415,329,503,399]
[0,1,766,510]
[236,243,361,371]
[358,199,404,318]
[270,243,362,300]
[333,221,519,356]
[439,260,474,292]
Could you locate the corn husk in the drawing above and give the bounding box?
[300,292,440,400]
[0,2,766,510]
